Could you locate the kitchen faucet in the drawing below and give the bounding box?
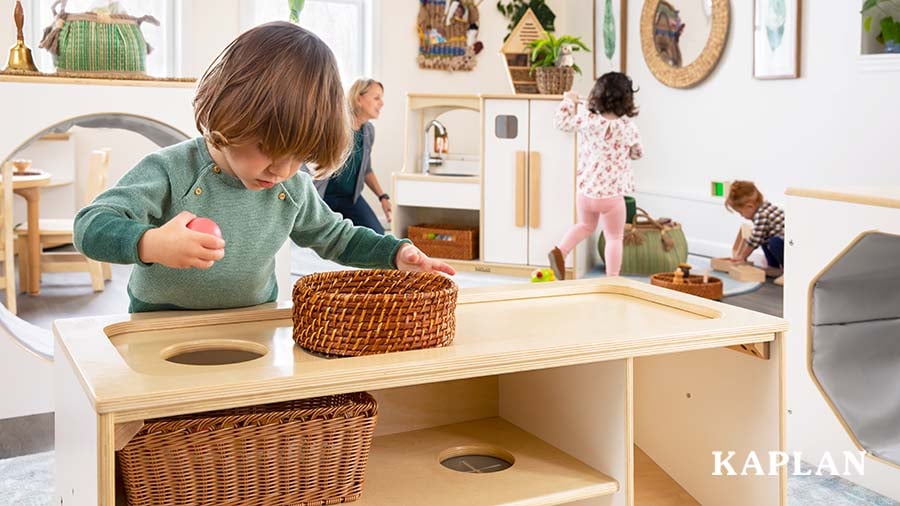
[422,119,448,174]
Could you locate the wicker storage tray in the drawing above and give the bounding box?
[650,273,724,300]
[292,270,457,356]
[117,392,378,506]
[408,223,478,260]
[535,66,574,95]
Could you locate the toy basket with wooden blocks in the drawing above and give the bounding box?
[408,223,478,260]
[650,269,724,301]
[117,392,378,506]
[292,270,458,356]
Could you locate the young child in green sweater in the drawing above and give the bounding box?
[74,22,454,312]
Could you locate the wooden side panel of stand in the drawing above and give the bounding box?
[635,338,784,506]
[55,343,102,506]
[499,360,630,506]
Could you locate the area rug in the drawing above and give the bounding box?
[586,254,763,298]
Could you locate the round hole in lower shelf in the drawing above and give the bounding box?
[161,339,268,366]
[439,445,515,473]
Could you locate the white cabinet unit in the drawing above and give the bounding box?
[483,97,587,276]
[785,187,900,501]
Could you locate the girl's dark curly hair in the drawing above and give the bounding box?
[587,72,639,117]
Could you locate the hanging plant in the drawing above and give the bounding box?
[289,0,306,23]
[497,0,556,39]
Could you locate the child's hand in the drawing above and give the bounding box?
[395,244,456,276]
[138,211,226,269]
[563,91,579,102]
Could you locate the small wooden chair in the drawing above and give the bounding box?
[16,148,112,292]
[0,163,16,313]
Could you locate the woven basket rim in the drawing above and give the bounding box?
[650,273,723,287]
[294,270,457,299]
[134,393,378,437]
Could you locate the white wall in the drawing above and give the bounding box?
[625,0,900,258]
[9,0,894,261]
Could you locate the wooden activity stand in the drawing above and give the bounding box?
[54,278,787,505]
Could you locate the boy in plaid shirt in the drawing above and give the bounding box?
[726,181,785,285]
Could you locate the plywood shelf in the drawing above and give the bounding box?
[356,417,618,505]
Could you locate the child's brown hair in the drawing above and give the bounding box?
[587,72,639,117]
[193,22,349,179]
[725,180,764,213]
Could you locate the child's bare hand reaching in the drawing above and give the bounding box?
[395,244,456,276]
[138,211,226,269]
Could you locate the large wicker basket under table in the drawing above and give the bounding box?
[117,392,378,506]
[650,273,724,301]
[293,270,458,356]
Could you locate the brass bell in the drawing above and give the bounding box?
[6,0,39,72]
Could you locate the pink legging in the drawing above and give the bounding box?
[557,194,626,276]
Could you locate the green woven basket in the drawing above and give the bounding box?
[40,1,158,75]
[599,207,688,275]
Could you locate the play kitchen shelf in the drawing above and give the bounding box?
[395,93,594,279]
[54,277,787,505]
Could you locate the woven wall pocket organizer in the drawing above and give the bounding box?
[292,270,458,356]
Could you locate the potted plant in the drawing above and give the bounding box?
[528,33,590,94]
[862,0,900,53]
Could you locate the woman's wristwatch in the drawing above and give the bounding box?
[378,193,390,201]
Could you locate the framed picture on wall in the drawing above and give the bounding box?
[594,0,627,78]
[753,0,801,79]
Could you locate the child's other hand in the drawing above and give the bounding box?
[563,91,579,102]
[395,244,456,276]
[138,211,226,269]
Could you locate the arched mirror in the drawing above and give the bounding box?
[640,0,730,88]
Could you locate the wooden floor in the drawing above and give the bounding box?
[722,279,783,317]
[635,446,700,505]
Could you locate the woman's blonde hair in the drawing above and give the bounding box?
[193,21,350,179]
[347,78,384,119]
[725,180,764,213]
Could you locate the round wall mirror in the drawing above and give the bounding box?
[641,0,730,88]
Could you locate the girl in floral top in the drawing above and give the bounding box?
[548,72,643,280]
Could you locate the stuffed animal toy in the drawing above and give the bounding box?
[556,45,575,68]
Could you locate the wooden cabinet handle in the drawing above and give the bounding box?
[529,152,541,229]
[515,151,526,228]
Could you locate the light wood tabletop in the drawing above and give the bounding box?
[9,170,51,295]
[54,276,787,420]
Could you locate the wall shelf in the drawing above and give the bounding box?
[0,72,196,88]
[857,53,900,73]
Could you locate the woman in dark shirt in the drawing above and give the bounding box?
[317,78,391,233]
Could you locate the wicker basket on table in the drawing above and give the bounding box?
[293,270,457,356]
[650,272,724,300]
[117,392,378,506]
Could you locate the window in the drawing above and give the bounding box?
[28,0,179,77]
[242,0,372,85]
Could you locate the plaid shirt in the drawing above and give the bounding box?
[746,200,785,249]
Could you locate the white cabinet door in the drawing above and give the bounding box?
[483,99,529,265]
[527,100,576,268]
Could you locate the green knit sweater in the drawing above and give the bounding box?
[74,138,407,312]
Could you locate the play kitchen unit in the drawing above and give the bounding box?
[55,277,787,505]
[393,93,592,279]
